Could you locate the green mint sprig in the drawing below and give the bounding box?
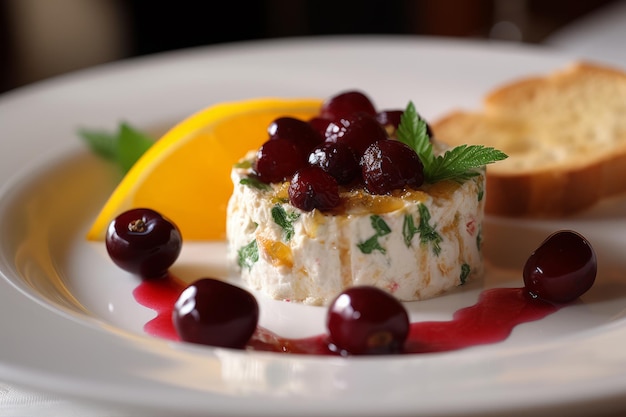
[78,122,154,174]
[397,102,508,183]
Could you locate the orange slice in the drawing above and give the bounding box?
[87,98,323,241]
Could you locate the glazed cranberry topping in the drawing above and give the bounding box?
[288,166,341,211]
[523,230,597,303]
[268,117,323,153]
[106,208,182,279]
[327,286,409,355]
[320,90,377,121]
[308,117,333,138]
[172,278,259,349]
[254,138,307,183]
[308,141,360,185]
[376,109,404,132]
[377,109,434,138]
[325,112,388,157]
[361,140,424,195]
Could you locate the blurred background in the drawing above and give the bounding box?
[0,0,623,94]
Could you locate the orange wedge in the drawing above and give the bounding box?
[87,98,323,241]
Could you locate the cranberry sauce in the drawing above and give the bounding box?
[404,287,558,353]
[134,276,562,355]
[132,275,182,341]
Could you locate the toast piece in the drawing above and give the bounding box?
[432,62,626,217]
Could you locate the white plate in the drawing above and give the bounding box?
[1,36,626,417]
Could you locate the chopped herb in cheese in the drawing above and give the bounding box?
[240,176,270,191]
[417,204,443,256]
[460,263,471,284]
[271,205,299,241]
[237,239,259,270]
[357,215,392,254]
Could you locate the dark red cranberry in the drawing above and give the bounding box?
[325,112,388,157]
[361,140,424,195]
[105,208,182,279]
[308,117,333,138]
[376,110,403,131]
[308,141,360,185]
[172,278,259,349]
[376,109,434,138]
[254,138,307,183]
[268,117,323,153]
[523,230,597,303]
[288,166,340,212]
[327,286,409,355]
[320,90,377,121]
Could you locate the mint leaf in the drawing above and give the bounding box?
[427,145,507,183]
[78,129,118,160]
[271,205,299,241]
[237,239,259,270]
[117,123,154,173]
[240,177,271,191]
[396,101,508,183]
[397,101,434,166]
[78,122,154,174]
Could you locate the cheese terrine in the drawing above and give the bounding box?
[227,156,485,305]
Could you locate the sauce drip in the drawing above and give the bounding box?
[133,276,560,355]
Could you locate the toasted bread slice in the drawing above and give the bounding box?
[432,62,626,217]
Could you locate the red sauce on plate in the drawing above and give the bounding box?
[133,276,561,355]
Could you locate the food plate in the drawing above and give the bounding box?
[1,36,626,417]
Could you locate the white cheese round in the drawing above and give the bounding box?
[227,162,485,306]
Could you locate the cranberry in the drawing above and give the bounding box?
[308,117,333,138]
[172,278,259,349]
[361,140,424,195]
[254,138,307,183]
[320,90,377,121]
[376,109,403,131]
[288,166,340,212]
[268,117,323,153]
[327,286,409,355]
[376,109,434,138]
[105,208,182,279]
[523,230,597,303]
[325,112,388,157]
[308,141,360,185]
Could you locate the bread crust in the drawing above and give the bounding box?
[432,61,626,218]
